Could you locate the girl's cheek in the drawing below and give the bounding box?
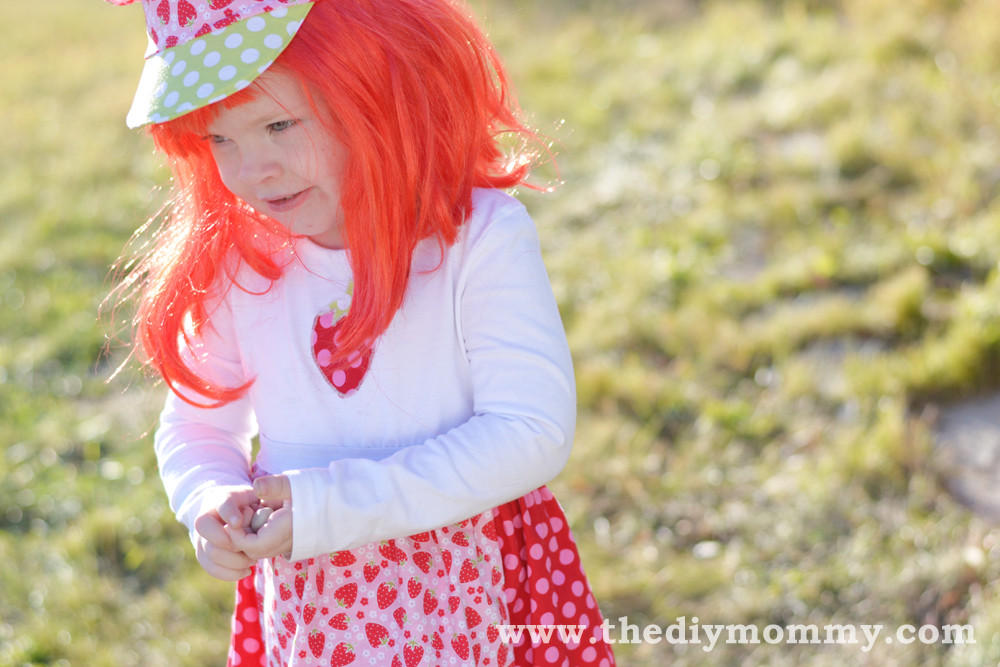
[213,157,242,196]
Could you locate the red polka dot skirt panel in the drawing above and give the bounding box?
[493,487,615,667]
[227,486,615,667]
[231,568,267,665]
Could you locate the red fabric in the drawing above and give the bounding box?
[228,565,266,666]
[226,486,615,666]
[493,487,615,667]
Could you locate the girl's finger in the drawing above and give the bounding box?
[229,507,292,561]
[254,475,292,505]
[217,488,258,527]
[200,557,253,582]
[194,511,233,549]
[212,542,254,569]
[195,536,254,581]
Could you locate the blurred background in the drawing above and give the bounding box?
[5,0,1000,664]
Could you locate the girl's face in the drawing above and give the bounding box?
[206,70,347,249]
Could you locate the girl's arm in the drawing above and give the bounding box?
[154,305,259,569]
[285,197,576,560]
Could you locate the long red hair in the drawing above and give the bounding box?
[120,0,541,405]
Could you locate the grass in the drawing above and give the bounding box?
[6,0,1000,665]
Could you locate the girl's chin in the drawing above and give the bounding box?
[303,226,346,249]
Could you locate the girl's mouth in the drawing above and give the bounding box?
[265,189,309,213]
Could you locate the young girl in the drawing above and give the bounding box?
[110,0,616,665]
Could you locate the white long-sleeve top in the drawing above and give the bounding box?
[153,189,576,561]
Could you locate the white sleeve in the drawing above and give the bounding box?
[153,303,257,542]
[287,205,575,559]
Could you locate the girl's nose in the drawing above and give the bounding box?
[238,145,281,185]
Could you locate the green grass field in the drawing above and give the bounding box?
[6,0,1000,664]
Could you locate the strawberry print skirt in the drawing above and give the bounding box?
[227,487,615,667]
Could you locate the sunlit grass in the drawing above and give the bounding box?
[6,0,1000,665]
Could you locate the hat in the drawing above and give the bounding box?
[108,0,314,128]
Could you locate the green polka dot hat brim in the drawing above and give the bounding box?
[119,0,314,128]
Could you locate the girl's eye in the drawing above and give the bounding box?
[207,134,228,145]
[269,119,297,133]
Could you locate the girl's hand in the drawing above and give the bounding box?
[192,485,258,581]
[227,474,293,561]
[253,474,291,509]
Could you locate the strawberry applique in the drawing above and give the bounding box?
[376,581,398,610]
[378,539,408,565]
[403,641,424,667]
[328,612,351,631]
[303,603,317,624]
[316,569,326,595]
[363,561,381,583]
[422,589,438,615]
[311,283,373,396]
[480,519,498,542]
[329,642,356,666]
[458,557,480,584]
[365,622,390,648]
[406,577,422,599]
[176,0,197,27]
[464,606,482,629]
[450,633,470,661]
[213,8,239,29]
[333,583,358,609]
[412,552,433,574]
[331,551,357,567]
[308,630,325,658]
[155,0,170,24]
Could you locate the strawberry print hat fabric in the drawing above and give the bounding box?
[106,0,314,128]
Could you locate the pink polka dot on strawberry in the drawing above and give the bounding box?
[316,348,332,367]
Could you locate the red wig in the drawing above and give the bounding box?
[123,0,541,405]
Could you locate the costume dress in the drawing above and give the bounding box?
[154,189,616,666]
